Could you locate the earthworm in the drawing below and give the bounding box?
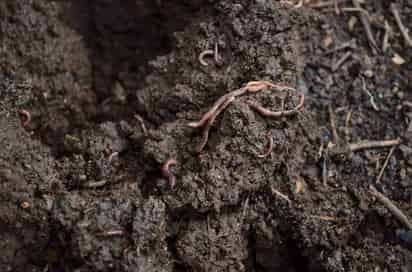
[188,81,285,129]
[257,132,274,158]
[18,109,31,127]
[161,158,177,187]
[198,43,223,67]
[198,49,214,66]
[248,92,305,118]
[214,43,223,66]
[188,87,247,129]
[196,95,235,153]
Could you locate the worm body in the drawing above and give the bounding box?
[198,50,214,66]
[162,158,177,187]
[18,109,31,127]
[213,43,223,66]
[196,96,235,153]
[198,43,224,67]
[248,92,305,118]
[188,87,246,129]
[257,133,274,158]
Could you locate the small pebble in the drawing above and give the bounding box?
[396,91,404,99]
[392,53,406,65]
[348,16,357,31]
[323,35,333,48]
[363,69,373,78]
[20,201,30,209]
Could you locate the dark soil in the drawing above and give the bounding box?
[1,0,412,271]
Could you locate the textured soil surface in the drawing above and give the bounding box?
[1,0,412,271]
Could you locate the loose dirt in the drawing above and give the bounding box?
[1,0,412,271]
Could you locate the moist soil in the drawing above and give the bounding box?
[1,0,412,271]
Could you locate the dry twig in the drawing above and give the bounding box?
[309,0,349,9]
[382,20,392,52]
[334,0,340,15]
[351,0,378,53]
[403,101,412,109]
[349,138,401,152]
[338,7,371,20]
[310,215,342,223]
[331,51,352,72]
[375,146,396,184]
[370,185,412,230]
[328,105,339,143]
[96,229,126,237]
[344,109,352,142]
[83,180,108,188]
[271,188,291,203]
[390,3,412,47]
[322,39,355,55]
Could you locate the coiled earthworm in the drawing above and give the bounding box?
[198,43,223,67]
[18,109,31,127]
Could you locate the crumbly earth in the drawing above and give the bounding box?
[1,0,412,271]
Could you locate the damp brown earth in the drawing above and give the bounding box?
[1,0,412,271]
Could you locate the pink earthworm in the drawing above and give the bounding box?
[196,95,236,153]
[18,109,31,127]
[198,43,223,67]
[161,158,177,187]
[188,87,247,129]
[198,49,214,66]
[257,133,274,158]
[247,92,305,118]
